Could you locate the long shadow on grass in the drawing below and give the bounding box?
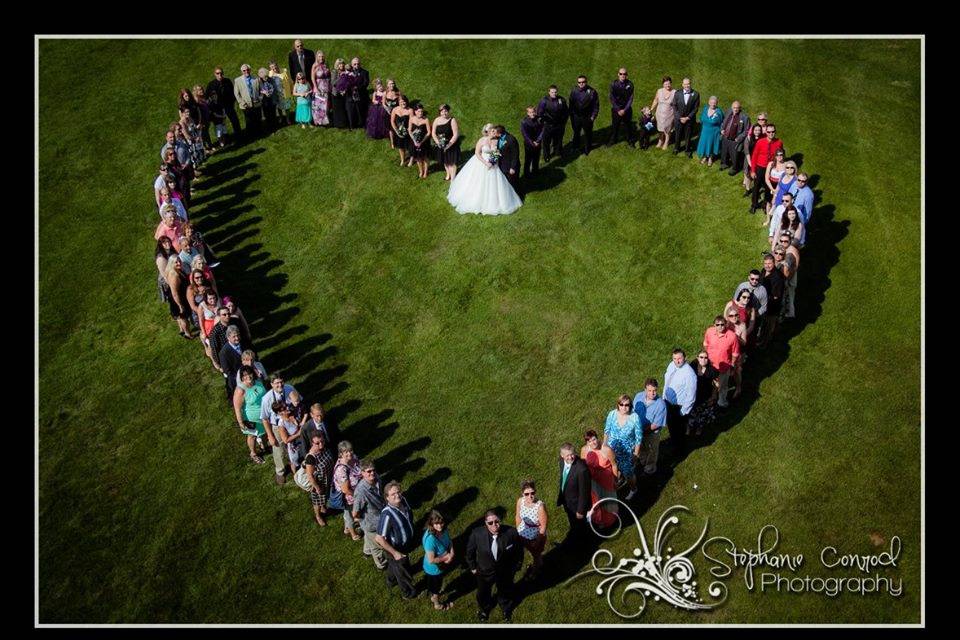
[513,173,850,611]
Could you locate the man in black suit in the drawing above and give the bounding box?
[537,85,568,161]
[218,325,248,401]
[718,100,751,174]
[206,66,242,142]
[519,106,544,178]
[287,39,316,85]
[556,442,592,548]
[466,509,524,623]
[569,74,599,155]
[494,125,521,194]
[672,77,700,157]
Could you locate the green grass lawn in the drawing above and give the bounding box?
[38,38,921,624]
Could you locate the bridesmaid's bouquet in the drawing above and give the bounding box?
[436,133,448,149]
[396,123,408,138]
[411,128,424,145]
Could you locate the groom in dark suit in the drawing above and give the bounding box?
[672,77,701,157]
[494,125,521,194]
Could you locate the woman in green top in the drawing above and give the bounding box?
[233,365,267,464]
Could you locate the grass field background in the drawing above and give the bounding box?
[38,38,921,624]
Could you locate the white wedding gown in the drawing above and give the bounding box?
[447,145,523,216]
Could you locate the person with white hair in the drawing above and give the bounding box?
[256,67,276,131]
[233,63,262,138]
[696,96,724,166]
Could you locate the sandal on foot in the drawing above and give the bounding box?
[250,453,264,464]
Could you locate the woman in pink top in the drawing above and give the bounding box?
[155,206,183,250]
[650,76,676,150]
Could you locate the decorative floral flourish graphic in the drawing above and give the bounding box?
[565,502,728,619]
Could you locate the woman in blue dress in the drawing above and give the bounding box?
[696,96,724,166]
[603,394,642,501]
[293,73,313,128]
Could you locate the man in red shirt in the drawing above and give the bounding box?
[750,123,784,214]
[703,315,741,409]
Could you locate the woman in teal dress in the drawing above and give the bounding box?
[603,394,643,501]
[293,74,313,128]
[233,366,268,464]
[696,96,724,166]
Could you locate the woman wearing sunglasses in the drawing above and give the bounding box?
[603,394,642,500]
[515,479,547,580]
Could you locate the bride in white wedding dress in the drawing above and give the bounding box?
[447,124,523,216]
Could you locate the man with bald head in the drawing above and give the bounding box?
[608,67,636,148]
[672,77,700,157]
[719,100,751,174]
[287,39,316,83]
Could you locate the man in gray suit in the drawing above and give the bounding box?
[233,64,262,139]
[719,100,751,175]
[672,77,700,157]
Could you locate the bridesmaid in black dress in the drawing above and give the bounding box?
[407,102,432,179]
[330,58,349,129]
[390,94,414,167]
[431,103,461,181]
[383,79,400,149]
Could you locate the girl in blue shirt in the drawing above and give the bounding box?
[421,510,454,611]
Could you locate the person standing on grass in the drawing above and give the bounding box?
[375,481,418,600]
[520,106,544,178]
[733,270,768,342]
[301,402,340,452]
[432,104,461,181]
[775,234,801,320]
[793,172,815,225]
[235,349,267,385]
[259,373,298,486]
[537,85,568,161]
[466,509,524,623]
[672,77,700,157]
[759,253,785,347]
[304,434,334,527]
[703,315,740,409]
[233,64,262,139]
[687,350,720,436]
[515,479,547,579]
[288,39,316,89]
[750,123,784,214]
[663,349,697,454]
[608,68,636,148]
[422,509,455,611]
[569,74,599,156]
[330,440,363,541]
[207,66,241,142]
[603,394,642,501]
[293,73,313,128]
[233,366,268,465]
[556,444,591,549]
[408,103,432,179]
[719,100,750,174]
[352,459,388,570]
[219,325,249,398]
[633,379,668,479]
[273,404,304,476]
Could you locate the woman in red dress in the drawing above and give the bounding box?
[580,430,619,530]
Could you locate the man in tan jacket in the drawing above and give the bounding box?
[233,63,262,139]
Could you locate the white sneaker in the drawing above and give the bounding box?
[625,489,637,501]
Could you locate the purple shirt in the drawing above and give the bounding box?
[520,116,544,147]
[569,85,600,119]
[609,79,634,111]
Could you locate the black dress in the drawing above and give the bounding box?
[384,97,399,146]
[408,121,430,160]
[394,113,410,150]
[434,118,461,166]
[331,76,349,129]
[688,363,720,433]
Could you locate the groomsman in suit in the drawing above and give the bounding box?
[672,77,700,157]
[207,67,242,141]
[233,64,263,139]
[520,106,544,178]
[287,39,316,85]
[719,100,751,174]
[495,125,521,193]
[556,443,592,548]
[569,74,599,155]
[537,85,569,161]
[608,68,636,148]
[466,509,524,623]
[350,57,371,122]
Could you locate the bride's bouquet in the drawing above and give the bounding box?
[488,147,502,165]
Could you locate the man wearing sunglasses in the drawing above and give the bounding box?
[608,68,636,148]
[793,172,815,225]
[206,66,241,143]
[703,315,740,409]
[466,509,524,622]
